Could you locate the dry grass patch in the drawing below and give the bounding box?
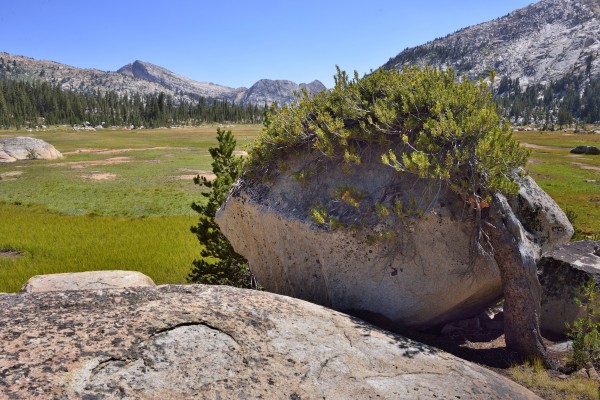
[571,162,600,172]
[0,171,23,180]
[63,147,182,155]
[510,360,600,400]
[82,172,117,181]
[520,142,567,151]
[173,168,215,181]
[55,156,133,169]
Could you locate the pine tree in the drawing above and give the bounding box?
[189,129,256,288]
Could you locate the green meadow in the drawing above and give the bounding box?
[514,130,600,237]
[0,125,260,292]
[0,125,598,293]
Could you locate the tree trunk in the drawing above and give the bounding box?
[486,194,555,368]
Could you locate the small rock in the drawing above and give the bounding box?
[573,368,589,379]
[0,137,62,163]
[570,145,600,155]
[588,366,600,381]
[548,341,573,352]
[493,310,505,321]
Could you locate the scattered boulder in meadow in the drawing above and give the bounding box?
[216,146,573,330]
[20,270,156,293]
[0,284,540,399]
[0,136,62,162]
[570,145,600,155]
[538,240,600,337]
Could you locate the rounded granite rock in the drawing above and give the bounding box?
[20,270,156,292]
[0,284,539,399]
[0,136,62,162]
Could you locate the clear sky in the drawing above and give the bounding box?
[1,0,534,89]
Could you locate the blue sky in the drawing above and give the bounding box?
[1,1,534,88]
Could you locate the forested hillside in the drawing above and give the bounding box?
[0,78,263,129]
[495,72,600,127]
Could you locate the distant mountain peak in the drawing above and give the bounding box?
[0,52,325,106]
[240,79,326,105]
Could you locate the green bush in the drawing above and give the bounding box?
[567,280,600,368]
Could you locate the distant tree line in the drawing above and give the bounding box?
[495,71,600,128]
[0,78,264,129]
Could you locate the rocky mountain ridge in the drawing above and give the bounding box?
[116,60,244,101]
[0,52,325,106]
[239,78,326,105]
[382,0,600,87]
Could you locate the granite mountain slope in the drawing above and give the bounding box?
[0,52,324,105]
[240,78,326,105]
[382,0,600,87]
[117,60,243,101]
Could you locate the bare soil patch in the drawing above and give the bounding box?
[82,172,117,181]
[0,171,23,180]
[0,249,24,259]
[63,147,181,155]
[56,157,133,169]
[177,168,209,174]
[528,158,543,164]
[173,168,216,181]
[520,143,566,151]
[570,162,600,172]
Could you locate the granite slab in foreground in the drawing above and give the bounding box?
[0,284,539,399]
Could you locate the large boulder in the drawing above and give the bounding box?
[20,270,156,293]
[0,136,62,162]
[217,149,572,330]
[0,284,539,399]
[539,240,600,337]
[570,145,600,155]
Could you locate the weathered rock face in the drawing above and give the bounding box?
[539,240,600,337]
[239,79,326,105]
[383,0,600,88]
[0,136,62,162]
[0,284,539,399]
[217,151,572,330]
[20,270,156,293]
[508,174,575,254]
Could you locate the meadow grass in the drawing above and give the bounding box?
[514,131,600,236]
[0,125,598,292]
[0,203,198,292]
[0,125,260,292]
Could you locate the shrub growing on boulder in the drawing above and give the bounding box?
[249,67,528,210]
[241,67,558,365]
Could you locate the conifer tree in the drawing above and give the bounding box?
[189,129,256,288]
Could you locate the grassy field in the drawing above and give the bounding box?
[514,130,600,237]
[0,125,598,293]
[0,125,260,292]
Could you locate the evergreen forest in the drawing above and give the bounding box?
[2,71,600,130]
[0,78,264,129]
[495,72,600,128]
